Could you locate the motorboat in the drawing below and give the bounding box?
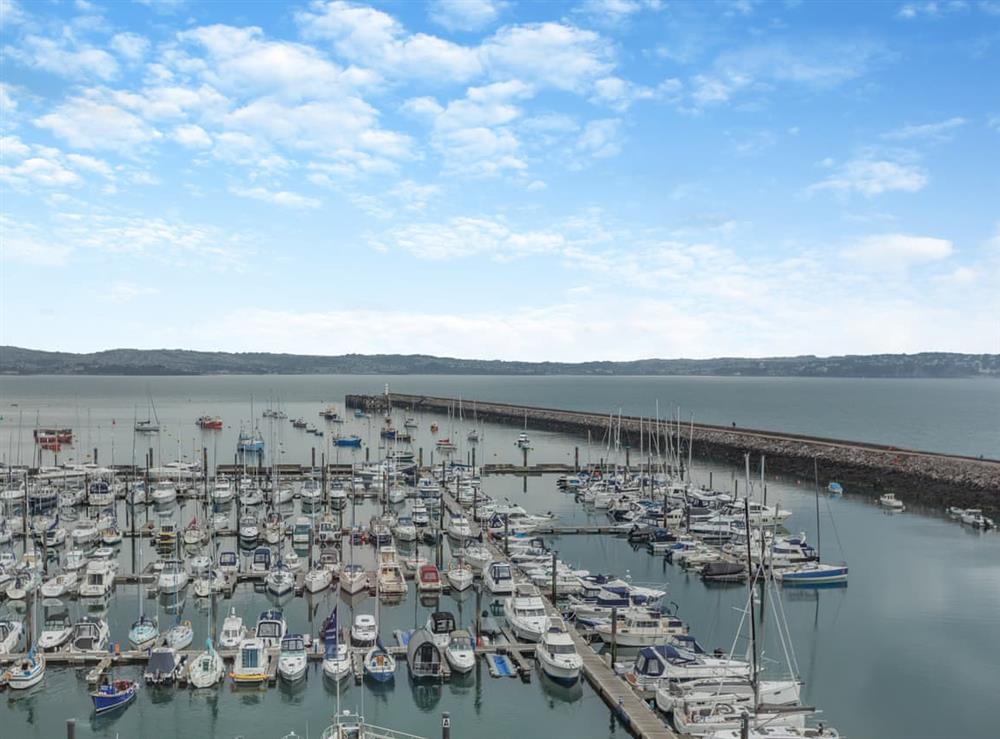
[446,514,473,541]
[40,571,78,598]
[79,561,115,598]
[424,611,457,650]
[70,616,110,652]
[211,478,235,505]
[445,629,476,673]
[239,515,260,543]
[595,609,688,647]
[460,545,491,573]
[292,517,312,546]
[302,561,332,592]
[157,559,189,594]
[150,483,178,505]
[255,609,287,648]
[278,634,308,682]
[503,583,548,642]
[340,563,368,594]
[406,627,444,680]
[231,637,268,685]
[484,561,514,595]
[418,563,443,593]
[960,509,995,529]
[1,619,23,654]
[536,619,582,683]
[219,608,247,649]
[219,550,239,575]
[317,515,340,545]
[144,646,180,685]
[376,547,407,597]
[351,614,377,647]
[879,493,905,511]
[655,675,802,715]
[189,638,225,688]
[64,549,87,572]
[250,547,272,575]
[37,611,74,651]
[630,643,751,687]
[193,568,227,597]
[393,516,417,542]
[183,520,205,547]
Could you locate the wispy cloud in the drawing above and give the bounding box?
[808,156,928,197]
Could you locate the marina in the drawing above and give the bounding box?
[0,377,998,739]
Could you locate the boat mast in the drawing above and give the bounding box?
[743,492,759,710]
[813,457,822,563]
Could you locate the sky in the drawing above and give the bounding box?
[1,0,998,362]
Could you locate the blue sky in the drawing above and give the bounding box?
[1,0,998,361]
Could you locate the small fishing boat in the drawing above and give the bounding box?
[334,435,363,448]
[536,620,582,683]
[827,482,844,495]
[879,493,905,511]
[91,677,138,714]
[278,634,308,682]
[215,609,245,650]
[960,509,995,529]
[197,415,224,430]
[189,638,225,688]
[445,629,476,673]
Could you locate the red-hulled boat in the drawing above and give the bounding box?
[197,416,224,430]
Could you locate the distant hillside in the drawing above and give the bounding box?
[1,346,997,378]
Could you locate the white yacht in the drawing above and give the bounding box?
[219,608,246,650]
[278,634,308,682]
[157,559,189,594]
[445,629,476,674]
[594,609,687,647]
[536,619,582,683]
[484,561,514,595]
[503,583,548,642]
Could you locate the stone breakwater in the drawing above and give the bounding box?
[346,392,1000,516]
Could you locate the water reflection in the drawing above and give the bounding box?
[538,672,583,703]
[408,675,441,712]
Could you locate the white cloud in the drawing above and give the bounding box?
[808,157,928,196]
[0,156,81,188]
[176,23,376,100]
[369,216,567,259]
[576,118,623,159]
[844,234,954,268]
[231,185,321,209]
[897,2,969,19]
[686,39,885,109]
[430,0,502,31]
[883,117,966,141]
[297,2,483,83]
[65,153,114,178]
[1,235,73,266]
[110,32,150,61]
[34,94,162,151]
[7,35,120,81]
[482,22,614,92]
[105,282,159,303]
[934,266,979,284]
[171,123,212,148]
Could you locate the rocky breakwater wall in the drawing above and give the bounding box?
[345,393,1000,517]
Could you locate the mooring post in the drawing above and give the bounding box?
[471,446,476,470]
[442,712,451,739]
[709,471,713,490]
[311,447,316,468]
[610,606,618,666]
[93,447,98,465]
[550,550,557,601]
[67,719,76,739]
[574,446,579,472]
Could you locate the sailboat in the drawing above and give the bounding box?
[322,607,351,680]
[135,393,160,434]
[363,575,395,683]
[7,590,44,690]
[775,460,848,586]
[516,411,531,449]
[129,540,158,649]
[188,638,224,688]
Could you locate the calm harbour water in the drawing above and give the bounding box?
[1,375,998,739]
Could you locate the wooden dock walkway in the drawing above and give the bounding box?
[440,488,676,739]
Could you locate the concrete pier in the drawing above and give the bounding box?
[348,392,1000,515]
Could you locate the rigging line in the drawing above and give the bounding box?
[823,494,847,560]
